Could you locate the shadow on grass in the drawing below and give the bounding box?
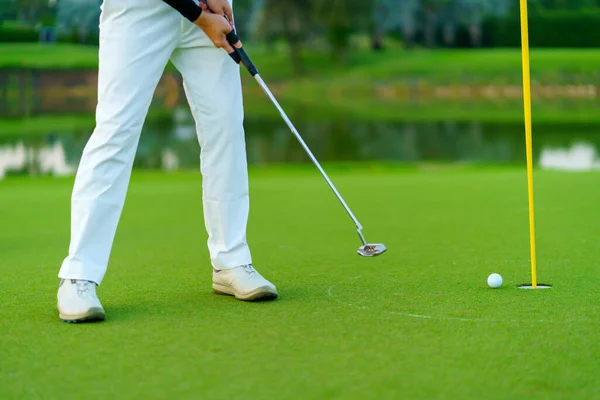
[93,286,314,323]
[45,282,322,325]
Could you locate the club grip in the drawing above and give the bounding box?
[228,50,241,64]
[226,31,259,77]
[226,30,240,46]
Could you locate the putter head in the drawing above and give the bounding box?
[357,243,387,257]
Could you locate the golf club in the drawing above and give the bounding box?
[226,31,386,257]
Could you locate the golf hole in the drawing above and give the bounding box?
[517,284,552,289]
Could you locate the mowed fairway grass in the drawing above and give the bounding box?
[1,166,600,399]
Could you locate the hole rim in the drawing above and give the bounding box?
[517,283,553,289]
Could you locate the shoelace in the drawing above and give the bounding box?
[74,280,91,296]
[242,264,257,277]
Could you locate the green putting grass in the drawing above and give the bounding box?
[1,166,600,399]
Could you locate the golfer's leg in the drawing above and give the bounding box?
[59,2,179,285]
[170,38,252,271]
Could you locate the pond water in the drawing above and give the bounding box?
[1,108,599,180]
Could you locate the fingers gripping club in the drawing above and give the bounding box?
[225,31,258,76]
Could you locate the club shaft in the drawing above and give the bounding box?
[357,231,367,246]
[254,74,364,232]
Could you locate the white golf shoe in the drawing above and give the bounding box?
[57,279,106,323]
[212,264,278,301]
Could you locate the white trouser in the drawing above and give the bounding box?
[59,0,252,285]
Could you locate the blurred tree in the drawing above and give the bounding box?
[244,0,265,36]
[39,0,58,42]
[370,0,404,50]
[255,0,313,75]
[370,0,388,50]
[399,0,419,49]
[455,0,488,47]
[57,0,101,43]
[313,0,375,61]
[225,0,255,37]
[16,0,48,25]
[421,0,448,48]
[0,0,18,24]
[533,0,600,9]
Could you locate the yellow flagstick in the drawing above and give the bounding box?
[519,0,537,289]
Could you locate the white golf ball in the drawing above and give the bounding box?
[487,273,503,288]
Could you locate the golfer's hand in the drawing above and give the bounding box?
[194,11,240,54]
[201,0,234,26]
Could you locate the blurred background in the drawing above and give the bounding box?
[1,0,599,180]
